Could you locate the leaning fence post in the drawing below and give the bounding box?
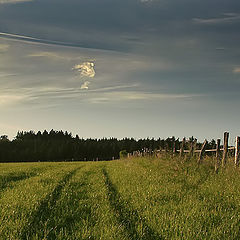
[198,139,207,164]
[222,132,229,167]
[215,139,221,173]
[235,136,240,167]
[180,137,185,158]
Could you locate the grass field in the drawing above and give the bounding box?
[1,156,240,239]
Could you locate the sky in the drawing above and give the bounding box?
[0,0,240,142]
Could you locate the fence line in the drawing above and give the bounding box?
[176,146,235,153]
[128,132,240,171]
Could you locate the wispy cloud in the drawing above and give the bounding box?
[0,44,9,52]
[104,91,200,101]
[87,84,139,93]
[0,94,27,106]
[193,13,240,24]
[0,72,17,78]
[88,92,201,104]
[0,31,86,49]
[233,67,240,73]
[0,0,32,4]
[140,0,153,3]
[0,31,119,52]
[72,62,96,78]
[27,51,72,61]
[0,82,203,110]
[215,47,225,51]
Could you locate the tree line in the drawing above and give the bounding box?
[0,130,216,162]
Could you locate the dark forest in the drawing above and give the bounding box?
[0,130,216,162]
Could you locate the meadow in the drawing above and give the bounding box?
[0,156,240,239]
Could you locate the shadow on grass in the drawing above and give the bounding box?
[0,171,38,192]
[178,164,211,193]
[102,168,163,240]
[20,167,80,239]
[21,168,97,240]
[50,170,97,240]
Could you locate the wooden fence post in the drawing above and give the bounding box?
[180,137,185,158]
[215,139,221,173]
[193,139,197,154]
[222,132,229,167]
[173,140,176,156]
[198,139,207,164]
[235,136,240,167]
[189,140,194,157]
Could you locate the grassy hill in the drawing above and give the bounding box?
[0,156,240,239]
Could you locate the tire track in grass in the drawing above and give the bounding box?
[0,172,37,192]
[20,166,82,240]
[52,170,97,240]
[102,168,163,240]
[0,165,61,193]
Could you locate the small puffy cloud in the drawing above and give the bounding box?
[72,62,95,78]
[233,67,240,73]
[80,81,90,89]
[0,44,9,52]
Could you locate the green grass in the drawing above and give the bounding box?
[0,156,240,239]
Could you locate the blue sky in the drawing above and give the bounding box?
[0,0,240,142]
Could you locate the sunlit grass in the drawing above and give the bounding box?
[0,156,240,239]
[105,156,240,239]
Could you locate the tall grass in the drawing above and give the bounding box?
[0,156,240,239]
[105,155,240,239]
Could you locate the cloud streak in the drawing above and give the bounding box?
[233,67,240,73]
[0,72,17,78]
[193,13,240,24]
[27,51,72,61]
[0,31,121,52]
[0,31,86,49]
[0,85,202,107]
[140,0,153,3]
[0,94,27,106]
[0,44,9,52]
[0,0,32,4]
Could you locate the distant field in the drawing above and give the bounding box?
[1,156,240,239]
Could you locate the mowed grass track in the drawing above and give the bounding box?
[1,157,240,239]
